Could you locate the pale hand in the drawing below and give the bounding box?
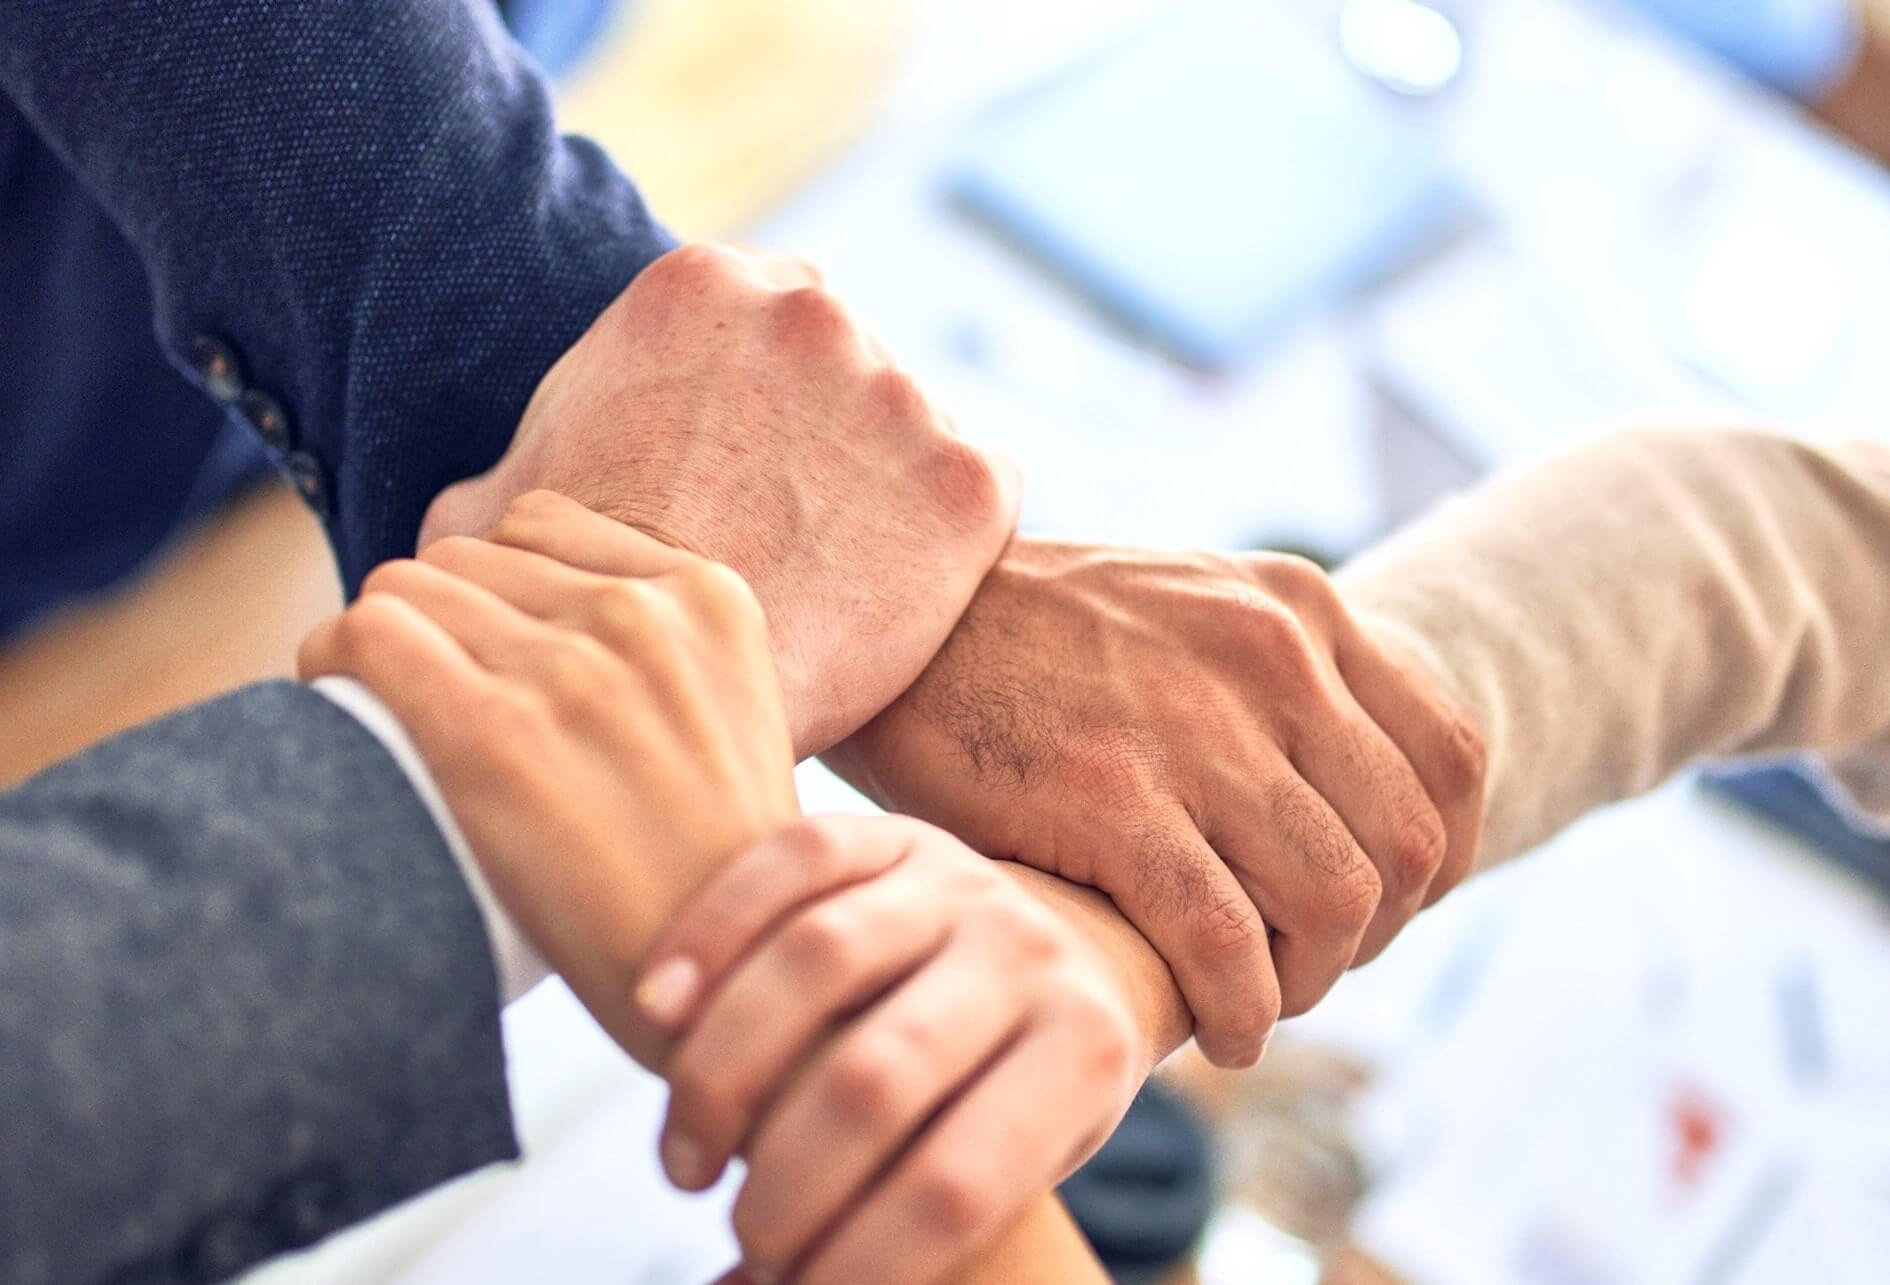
[639,814,1145,1285]
[299,491,800,1064]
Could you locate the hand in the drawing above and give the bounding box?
[419,243,1021,759]
[824,538,1486,1068]
[639,814,1144,1285]
[299,490,800,1064]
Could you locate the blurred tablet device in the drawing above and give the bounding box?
[948,0,1461,369]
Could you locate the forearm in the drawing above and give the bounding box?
[1337,427,1890,866]
[947,425,1890,1283]
[945,1194,1110,1285]
[966,865,1179,1285]
[1003,863,1192,1067]
[951,426,1890,1282]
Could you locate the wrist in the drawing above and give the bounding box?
[997,862,1189,1073]
[311,676,552,1003]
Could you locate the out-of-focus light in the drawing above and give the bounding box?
[1338,0,1465,96]
[1196,1204,1323,1285]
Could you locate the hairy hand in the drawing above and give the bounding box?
[824,538,1486,1067]
[639,814,1144,1285]
[299,491,799,1064]
[419,243,1020,758]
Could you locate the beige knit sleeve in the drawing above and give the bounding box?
[1336,427,1890,867]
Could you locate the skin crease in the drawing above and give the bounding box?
[414,242,1021,761]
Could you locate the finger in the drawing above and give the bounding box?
[420,535,630,626]
[1093,812,1280,1069]
[478,489,692,578]
[1335,621,1487,908]
[1288,694,1445,965]
[975,442,1023,536]
[728,938,1029,1276]
[1216,773,1380,1019]
[660,867,956,1191]
[354,558,554,674]
[636,816,918,1031]
[791,1019,1109,1285]
[295,614,346,681]
[299,596,491,768]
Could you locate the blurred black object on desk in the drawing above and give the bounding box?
[1061,1081,1218,1285]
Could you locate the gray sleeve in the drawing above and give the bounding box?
[0,682,518,1285]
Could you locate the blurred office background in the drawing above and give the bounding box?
[115,0,1885,1279]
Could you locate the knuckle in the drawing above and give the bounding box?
[502,488,566,524]
[781,902,862,982]
[1063,985,1138,1083]
[825,1036,910,1130]
[909,1163,993,1240]
[417,534,486,571]
[864,365,929,425]
[485,685,553,746]
[1258,553,1341,612]
[775,284,851,345]
[773,817,850,885]
[1003,908,1066,967]
[1319,857,1383,934]
[1195,889,1268,970]
[542,635,618,714]
[469,688,558,779]
[336,593,406,648]
[1211,1007,1273,1069]
[1069,730,1162,800]
[651,241,728,285]
[1268,777,1361,886]
[357,558,421,601]
[990,899,1072,974]
[923,435,1004,530]
[1236,597,1321,679]
[589,576,654,638]
[1389,803,1449,887]
[489,489,562,545]
[684,558,766,632]
[1437,709,1489,801]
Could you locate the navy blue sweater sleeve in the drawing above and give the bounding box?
[0,0,674,589]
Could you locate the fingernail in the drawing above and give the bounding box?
[662,1129,712,1189]
[744,1264,781,1285]
[637,957,702,1027]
